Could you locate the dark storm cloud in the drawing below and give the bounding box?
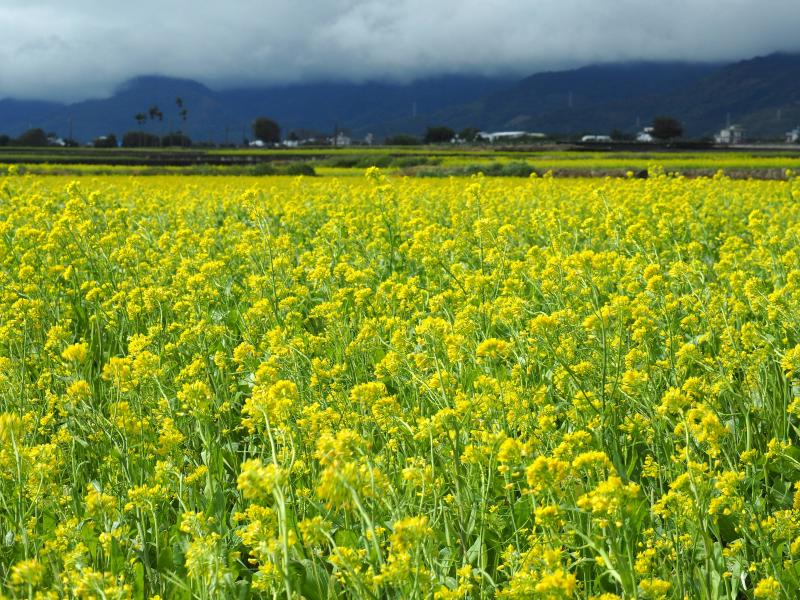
[1,0,799,100]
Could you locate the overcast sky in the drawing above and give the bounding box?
[1,0,799,101]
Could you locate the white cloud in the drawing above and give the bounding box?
[1,0,798,100]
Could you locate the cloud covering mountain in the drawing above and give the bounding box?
[2,0,800,101]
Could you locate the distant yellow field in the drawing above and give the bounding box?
[1,169,800,598]
[4,148,800,179]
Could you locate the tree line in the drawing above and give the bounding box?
[0,115,711,149]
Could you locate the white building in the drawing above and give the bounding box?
[580,134,612,143]
[636,127,654,142]
[476,131,546,143]
[787,127,800,144]
[715,125,745,145]
[333,132,351,147]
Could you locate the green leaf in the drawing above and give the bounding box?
[333,528,360,549]
[287,559,330,600]
[465,535,487,569]
[133,561,145,600]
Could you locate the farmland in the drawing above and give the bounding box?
[1,168,800,598]
[2,145,800,179]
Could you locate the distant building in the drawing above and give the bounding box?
[249,139,266,148]
[286,130,329,146]
[580,134,612,143]
[476,131,546,143]
[364,133,374,146]
[47,135,66,147]
[787,127,800,144]
[715,125,745,145]
[333,132,351,147]
[636,127,654,142]
[90,135,117,148]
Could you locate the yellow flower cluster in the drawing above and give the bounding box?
[1,168,800,597]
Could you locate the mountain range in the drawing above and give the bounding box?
[2,53,800,143]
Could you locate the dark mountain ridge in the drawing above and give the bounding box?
[0,75,515,142]
[2,53,799,142]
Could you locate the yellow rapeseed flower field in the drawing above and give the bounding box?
[1,167,800,598]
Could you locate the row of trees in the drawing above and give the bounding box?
[128,97,191,147]
[134,98,189,132]
[119,132,192,148]
[0,129,193,148]
[413,118,684,145]
[384,127,477,146]
[0,116,688,148]
[0,116,276,149]
[0,128,79,147]
[125,115,280,147]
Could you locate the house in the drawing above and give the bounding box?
[715,125,745,145]
[636,127,654,142]
[787,127,800,144]
[333,132,351,147]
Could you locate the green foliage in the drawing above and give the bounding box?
[252,117,281,144]
[322,154,440,169]
[651,116,684,140]
[423,126,456,144]
[161,132,192,148]
[384,134,421,146]
[283,162,316,176]
[15,128,49,147]
[92,134,118,149]
[122,131,161,147]
[459,127,480,142]
[417,160,535,177]
[250,161,316,176]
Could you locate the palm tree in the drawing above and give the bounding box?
[134,113,147,146]
[176,97,188,144]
